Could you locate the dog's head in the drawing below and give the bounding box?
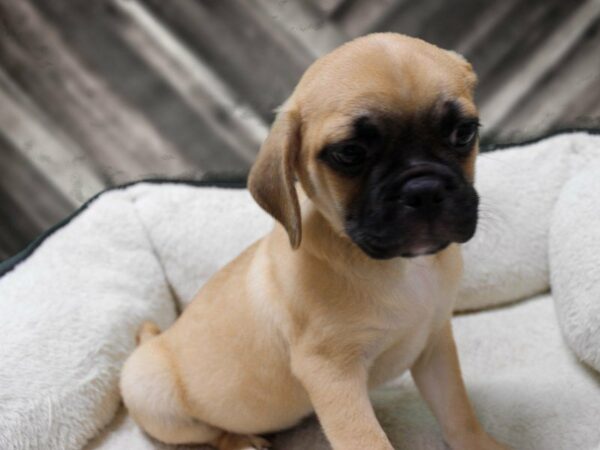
[249,33,479,259]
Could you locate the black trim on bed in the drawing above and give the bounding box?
[0,178,246,277]
[1,128,599,279]
[479,127,600,152]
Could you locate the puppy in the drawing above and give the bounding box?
[120,33,508,450]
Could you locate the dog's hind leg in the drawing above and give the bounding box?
[120,329,221,445]
[120,324,270,449]
[214,433,272,450]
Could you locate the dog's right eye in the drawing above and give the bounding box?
[319,142,371,176]
[329,144,368,168]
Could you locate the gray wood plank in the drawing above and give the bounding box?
[1,0,600,261]
[479,0,600,139]
[142,0,312,121]
[308,0,349,17]
[471,0,586,103]
[406,0,504,51]
[332,0,401,37]
[29,0,249,175]
[0,0,196,184]
[0,67,106,204]
[252,0,347,57]
[111,0,266,164]
[491,15,600,142]
[368,0,447,37]
[0,132,74,260]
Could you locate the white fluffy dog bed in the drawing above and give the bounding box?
[1,132,600,450]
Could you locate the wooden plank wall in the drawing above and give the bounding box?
[1,0,600,260]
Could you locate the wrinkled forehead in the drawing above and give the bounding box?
[303,93,477,151]
[298,35,473,101]
[295,40,476,147]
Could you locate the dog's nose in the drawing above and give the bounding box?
[400,175,451,209]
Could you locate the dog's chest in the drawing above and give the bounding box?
[364,259,456,386]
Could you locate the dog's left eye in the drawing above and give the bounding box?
[330,144,368,167]
[449,122,479,149]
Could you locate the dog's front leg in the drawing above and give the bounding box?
[291,350,394,450]
[411,320,509,450]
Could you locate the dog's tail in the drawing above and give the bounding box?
[136,321,161,345]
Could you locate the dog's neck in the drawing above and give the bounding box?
[266,186,449,279]
[296,197,412,278]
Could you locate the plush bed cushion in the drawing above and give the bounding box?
[1,131,600,450]
[86,294,600,450]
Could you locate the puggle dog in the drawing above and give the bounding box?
[121,33,508,450]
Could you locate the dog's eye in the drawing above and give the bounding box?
[330,144,368,167]
[449,122,479,149]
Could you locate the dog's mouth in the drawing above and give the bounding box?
[346,202,478,260]
[345,167,479,260]
[400,240,451,258]
[356,234,451,260]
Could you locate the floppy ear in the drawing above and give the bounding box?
[248,109,302,249]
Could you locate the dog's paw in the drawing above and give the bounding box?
[447,432,511,450]
[216,433,271,450]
